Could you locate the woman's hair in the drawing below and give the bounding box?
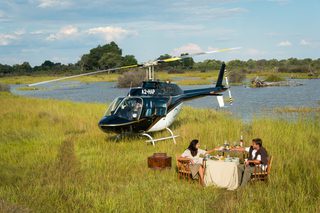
[187,139,199,157]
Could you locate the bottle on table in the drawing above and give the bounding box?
[240,135,243,147]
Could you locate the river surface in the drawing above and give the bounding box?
[10,79,320,121]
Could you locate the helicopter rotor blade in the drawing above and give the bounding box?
[28,47,241,87]
[182,47,242,58]
[157,47,242,63]
[28,64,141,87]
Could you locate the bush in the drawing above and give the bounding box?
[0,83,10,92]
[117,70,146,88]
[264,74,284,82]
[278,65,310,73]
[168,68,185,74]
[228,69,246,83]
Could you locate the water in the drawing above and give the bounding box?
[10,79,320,120]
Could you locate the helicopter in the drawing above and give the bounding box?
[29,47,240,145]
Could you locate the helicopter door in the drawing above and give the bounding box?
[105,97,125,116]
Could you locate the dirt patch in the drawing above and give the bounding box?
[0,199,30,213]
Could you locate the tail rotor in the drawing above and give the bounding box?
[224,68,233,106]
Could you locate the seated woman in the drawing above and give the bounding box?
[180,139,216,186]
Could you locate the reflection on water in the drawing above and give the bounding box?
[11,79,320,121]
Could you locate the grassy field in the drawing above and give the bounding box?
[0,92,319,212]
[0,71,218,86]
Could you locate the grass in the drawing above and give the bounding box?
[0,71,219,86]
[274,106,320,113]
[0,73,120,85]
[246,71,316,80]
[0,93,320,212]
[176,79,213,85]
[0,83,10,92]
[16,87,41,91]
[264,74,285,82]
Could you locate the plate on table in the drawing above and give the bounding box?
[231,157,240,163]
[212,155,220,160]
[224,158,232,162]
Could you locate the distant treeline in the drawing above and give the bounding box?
[1,41,319,76]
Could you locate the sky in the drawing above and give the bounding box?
[0,0,319,66]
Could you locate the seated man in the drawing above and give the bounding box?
[237,138,268,187]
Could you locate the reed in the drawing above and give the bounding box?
[274,106,320,113]
[0,83,10,92]
[0,92,319,212]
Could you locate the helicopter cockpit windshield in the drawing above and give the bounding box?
[105,97,125,116]
[114,97,143,121]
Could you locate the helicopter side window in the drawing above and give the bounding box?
[154,100,167,116]
[105,97,124,116]
[141,99,167,117]
[114,97,143,121]
[143,99,153,117]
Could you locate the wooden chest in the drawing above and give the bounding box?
[147,153,172,170]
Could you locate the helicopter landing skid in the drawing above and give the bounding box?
[141,127,178,146]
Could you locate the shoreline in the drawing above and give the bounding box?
[0,71,318,86]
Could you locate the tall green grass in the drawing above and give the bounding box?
[0,92,319,212]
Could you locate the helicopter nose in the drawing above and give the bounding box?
[98,115,129,126]
[98,115,131,134]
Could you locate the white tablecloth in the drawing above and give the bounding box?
[204,160,239,190]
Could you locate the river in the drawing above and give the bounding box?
[10,79,320,121]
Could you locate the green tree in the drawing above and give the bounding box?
[122,55,138,66]
[180,53,194,69]
[78,41,136,71]
[0,63,14,75]
[42,60,55,68]
[12,62,32,73]
[98,52,122,69]
[79,54,95,71]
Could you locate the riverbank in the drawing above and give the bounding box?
[0,92,319,212]
[0,70,317,86]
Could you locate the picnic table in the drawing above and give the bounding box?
[204,159,240,190]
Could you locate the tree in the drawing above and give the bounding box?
[0,64,13,75]
[157,54,181,71]
[180,53,194,69]
[78,41,137,71]
[98,52,122,69]
[41,60,55,67]
[122,55,138,66]
[79,54,95,71]
[12,62,32,73]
